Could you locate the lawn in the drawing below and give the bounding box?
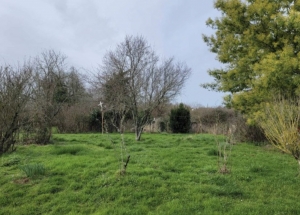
[1,133,300,214]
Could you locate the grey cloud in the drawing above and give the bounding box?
[0,0,224,106]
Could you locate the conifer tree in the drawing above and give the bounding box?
[169,103,191,133]
[203,0,300,121]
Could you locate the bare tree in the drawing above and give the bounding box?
[31,50,70,144]
[0,63,33,154]
[98,35,191,140]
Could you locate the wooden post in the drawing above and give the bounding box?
[101,109,104,134]
[99,101,104,135]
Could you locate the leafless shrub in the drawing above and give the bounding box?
[191,107,235,133]
[232,115,266,143]
[56,103,91,133]
[191,106,266,143]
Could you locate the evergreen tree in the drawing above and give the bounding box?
[169,103,191,133]
[203,0,300,122]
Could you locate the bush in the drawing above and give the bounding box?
[257,97,300,171]
[228,111,266,143]
[34,126,52,145]
[159,121,166,132]
[190,107,235,133]
[89,109,102,132]
[56,104,91,133]
[190,107,266,143]
[169,103,191,133]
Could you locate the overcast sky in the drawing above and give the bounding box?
[0,0,224,107]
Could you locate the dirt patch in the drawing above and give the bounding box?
[13,177,30,184]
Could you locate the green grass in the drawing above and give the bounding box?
[19,163,46,178]
[1,133,300,214]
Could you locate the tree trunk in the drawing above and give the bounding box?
[135,126,143,141]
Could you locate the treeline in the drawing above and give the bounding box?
[0,50,262,156]
[0,34,267,157]
[0,50,133,155]
[0,48,263,156]
[0,50,91,154]
[1,35,192,154]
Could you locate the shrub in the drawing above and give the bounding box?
[89,109,102,132]
[231,113,266,143]
[190,107,236,134]
[257,97,300,172]
[159,121,166,132]
[34,126,52,145]
[56,103,91,133]
[169,103,191,133]
[190,107,266,143]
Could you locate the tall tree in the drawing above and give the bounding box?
[98,35,191,140]
[203,0,300,122]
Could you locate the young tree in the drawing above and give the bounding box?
[0,63,33,154]
[169,103,191,133]
[98,35,191,140]
[202,0,300,122]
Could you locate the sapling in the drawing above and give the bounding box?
[214,122,235,174]
[102,104,130,176]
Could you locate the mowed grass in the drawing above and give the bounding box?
[1,133,300,214]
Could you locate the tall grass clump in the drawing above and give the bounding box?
[53,145,86,155]
[19,163,46,178]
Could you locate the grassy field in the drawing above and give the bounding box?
[1,133,300,214]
